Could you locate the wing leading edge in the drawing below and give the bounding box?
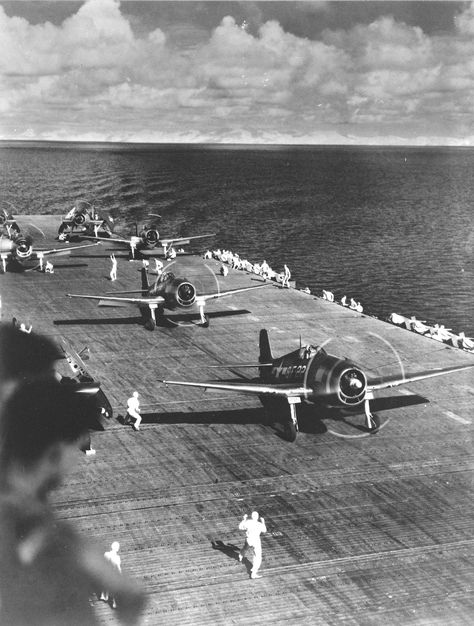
[66,294,165,306]
[196,283,271,303]
[159,379,308,397]
[367,362,474,391]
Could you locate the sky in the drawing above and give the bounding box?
[1,1,473,145]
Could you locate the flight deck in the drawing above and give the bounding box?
[1,216,473,625]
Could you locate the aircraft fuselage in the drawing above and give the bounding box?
[58,207,112,240]
[263,346,367,409]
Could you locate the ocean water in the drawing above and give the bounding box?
[1,143,473,336]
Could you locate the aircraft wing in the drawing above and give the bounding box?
[197,283,271,302]
[82,235,130,245]
[160,233,215,246]
[36,242,101,256]
[160,379,308,397]
[67,293,165,306]
[367,362,474,392]
[64,207,77,220]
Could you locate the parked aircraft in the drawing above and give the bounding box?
[57,338,113,421]
[160,329,474,441]
[57,201,114,240]
[67,268,269,329]
[84,214,214,257]
[0,230,100,273]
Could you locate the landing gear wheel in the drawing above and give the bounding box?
[201,314,210,328]
[144,318,156,331]
[283,420,297,443]
[367,412,381,434]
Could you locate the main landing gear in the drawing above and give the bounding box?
[198,302,210,328]
[364,391,381,433]
[262,396,300,442]
[144,318,156,331]
[144,303,161,331]
[283,397,300,442]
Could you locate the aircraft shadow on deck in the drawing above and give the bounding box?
[125,406,328,440]
[129,392,428,437]
[54,309,252,328]
[324,393,428,432]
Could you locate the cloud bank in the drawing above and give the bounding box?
[1,0,473,144]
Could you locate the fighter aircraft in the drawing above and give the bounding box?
[159,329,474,441]
[67,267,269,329]
[0,230,101,273]
[84,214,214,258]
[57,201,114,240]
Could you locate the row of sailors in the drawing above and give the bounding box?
[388,313,474,352]
[322,290,364,313]
[204,250,292,287]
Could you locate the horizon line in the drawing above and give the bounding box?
[0,139,472,150]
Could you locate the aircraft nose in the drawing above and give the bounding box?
[176,282,196,306]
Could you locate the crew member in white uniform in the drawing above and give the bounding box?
[126,391,141,431]
[238,511,267,579]
[100,542,122,609]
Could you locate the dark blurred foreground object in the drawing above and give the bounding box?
[0,324,145,625]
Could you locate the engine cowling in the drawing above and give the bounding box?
[73,212,86,226]
[14,237,33,259]
[144,229,159,247]
[305,353,367,407]
[176,281,196,307]
[152,274,197,308]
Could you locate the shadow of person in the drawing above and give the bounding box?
[211,540,256,577]
[211,540,241,561]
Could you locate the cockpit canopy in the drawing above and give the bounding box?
[298,345,325,360]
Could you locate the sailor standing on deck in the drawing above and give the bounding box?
[238,511,267,579]
[126,391,141,431]
[282,264,291,288]
[100,542,122,609]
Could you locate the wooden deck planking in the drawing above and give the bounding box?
[1,216,473,625]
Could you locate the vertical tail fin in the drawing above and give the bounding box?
[259,329,273,363]
[141,267,150,292]
[259,329,273,381]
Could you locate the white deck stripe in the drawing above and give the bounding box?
[443,410,471,425]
